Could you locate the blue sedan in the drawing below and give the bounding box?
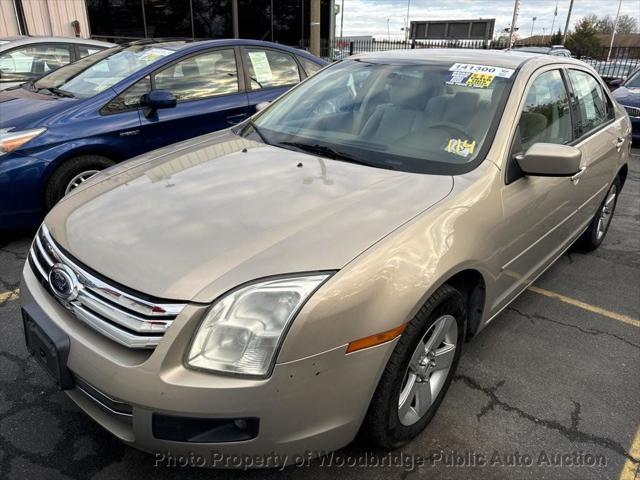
[0,39,327,229]
[612,67,640,143]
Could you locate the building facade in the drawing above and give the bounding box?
[1,0,334,54]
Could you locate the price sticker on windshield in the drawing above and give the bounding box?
[465,72,495,88]
[450,63,515,78]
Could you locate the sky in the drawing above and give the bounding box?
[337,0,640,39]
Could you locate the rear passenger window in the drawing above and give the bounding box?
[243,48,300,89]
[518,70,573,152]
[567,69,613,137]
[78,45,104,58]
[298,56,322,76]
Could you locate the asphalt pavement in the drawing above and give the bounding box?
[0,150,638,480]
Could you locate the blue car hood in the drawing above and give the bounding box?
[613,86,640,107]
[0,87,79,130]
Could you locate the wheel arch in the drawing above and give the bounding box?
[617,163,628,189]
[439,268,487,340]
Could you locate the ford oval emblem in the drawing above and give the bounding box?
[48,265,78,301]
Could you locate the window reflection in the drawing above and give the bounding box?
[243,48,300,89]
[154,49,239,101]
[87,0,145,38]
[193,0,232,38]
[144,0,192,37]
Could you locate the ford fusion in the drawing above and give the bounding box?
[21,50,630,465]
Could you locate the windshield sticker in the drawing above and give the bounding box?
[445,138,477,158]
[248,51,273,83]
[139,48,174,63]
[450,63,515,79]
[446,71,495,89]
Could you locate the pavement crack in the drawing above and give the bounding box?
[455,374,639,463]
[508,306,640,351]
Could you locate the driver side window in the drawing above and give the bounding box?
[518,70,573,152]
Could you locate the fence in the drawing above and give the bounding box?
[330,38,640,80]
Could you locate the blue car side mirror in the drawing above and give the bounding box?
[141,90,177,110]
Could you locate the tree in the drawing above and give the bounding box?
[595,14,639,34]
[550,29,563,45]
[565,17,601,57]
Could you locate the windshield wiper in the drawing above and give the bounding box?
[277,141,385,169]
[243,119,270,145]
[37,87,75,98]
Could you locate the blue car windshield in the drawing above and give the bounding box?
[33,44,182,99]
[626,70,640,88]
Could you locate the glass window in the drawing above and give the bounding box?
[626,69,640,88]
[248,59,516,174]
[568,69,614,137]
[102,76,151,114]
[518,70,573,151]
[238,0,272,41]
[274,1,303,46]
[34,44,178,99]
[143,0,192,37]
[244,48,300,89]
[192,0,232,38]
[154,49,238,101]
[0,44,72,78]
[86,0,145,38]
[298,56,322,76]
[78,45,104,58]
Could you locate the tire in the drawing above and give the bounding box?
[362,284,466,449]
[577,176,621,252]
[44,155,115,211]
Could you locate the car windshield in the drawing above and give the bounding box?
[626,69,640,88]
[32,44,180,99]
[250,58,516,174]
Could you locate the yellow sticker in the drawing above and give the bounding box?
[445,138,477,158]
[465,72,495,89]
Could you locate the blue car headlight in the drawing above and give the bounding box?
[0,127,47,157]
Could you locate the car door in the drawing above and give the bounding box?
[0,43,73,89]
[564,68,622,232]
[97,76,150,159]
[138,47,250,152]
[492,68,579,311]
[241,47,303,113]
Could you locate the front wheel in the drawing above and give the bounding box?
[44,155,115,211]
[362,285,466,449]
[578,176,621,251]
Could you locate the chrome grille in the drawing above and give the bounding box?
[624,105,640,118]
[29,225,186,349]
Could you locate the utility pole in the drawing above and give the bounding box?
[550,0,558,39]
[562,0,574,45]
[508,0,521,48]
[310,0,321,56]
[607,0,623,61]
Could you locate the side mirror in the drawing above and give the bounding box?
[516,143,582,177]
[255,101,270,112]
[140,90,177,111]
[606,78,624,91]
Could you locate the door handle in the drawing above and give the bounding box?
[615,137,624,151]
[226,113,248,125]
[571,166,586,185]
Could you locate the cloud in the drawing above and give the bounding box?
[338,0,640,38]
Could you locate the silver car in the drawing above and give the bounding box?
[0,36,114,90]
[20,49,631,467]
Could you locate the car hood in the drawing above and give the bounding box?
[613,86,640,107]
[45,131,453,303]
[0,87,77,129]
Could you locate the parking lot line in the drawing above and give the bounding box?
[528,285,640,328]
[620,425,640,480]
[0,288,20,304]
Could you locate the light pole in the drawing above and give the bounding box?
[387,18,391,41]
[340,0,345,40]
[530,16,537,37]
[607,0,624,61]
[405,0,411,42]
[562,0,575,45]
[508,0,521,48]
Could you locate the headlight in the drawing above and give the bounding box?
[186,274,331,377]
[0,127,47,156]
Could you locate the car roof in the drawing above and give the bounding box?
[122,38,325,62]
[0,36,114,50]
[350,48,580,69]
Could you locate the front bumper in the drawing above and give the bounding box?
[0,151,48,228]
[20,262,395,465]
